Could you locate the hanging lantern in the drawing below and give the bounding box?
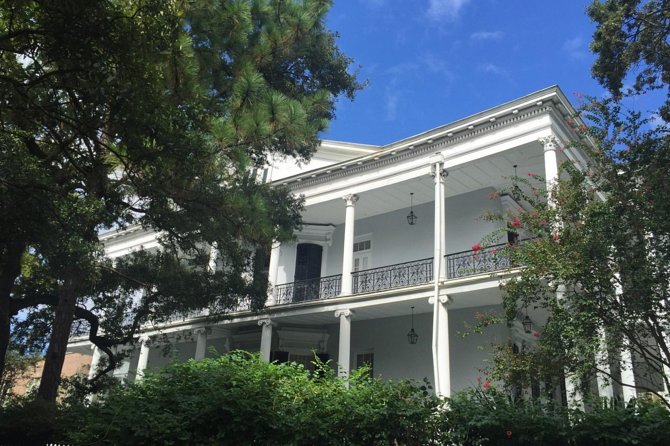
[407,193,418,225]
[407,306,419,344]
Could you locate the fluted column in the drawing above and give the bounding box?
[540,135,560,203]
[194,327,208,360]
[340,194,359,295]
[136,336,150,381]
[258,318,274,362]
[335,309,354,379]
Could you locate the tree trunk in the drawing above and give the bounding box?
[37,268,77,402]
[0,240,24,378]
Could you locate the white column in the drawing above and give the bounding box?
[194,327,208,360]
[565,374,584,410]
[620,348,638,402]
[540,135,560,202]
[222,329,232,353]
[208,242,219,272]
[335,309,353,379]
[556,284,583,408]
[613,275,637,401]
[88,345,102,380]
[340,194,359,296]
[596,329,614,398]
[432,160,447,281]
[136,336,150,381]
[258,318,274,361]
[437,296,451,397]
[430,155,448,395]
[266,242,281,306]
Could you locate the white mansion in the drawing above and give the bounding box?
[67,86,649,402]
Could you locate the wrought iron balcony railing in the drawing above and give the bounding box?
[445,242,521,279]
[352,257,433,294]
[274,274,342,305]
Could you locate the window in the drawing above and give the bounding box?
[356,352,374,377]
[353,240,371,252]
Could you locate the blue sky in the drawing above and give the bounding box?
[322,0,603,144]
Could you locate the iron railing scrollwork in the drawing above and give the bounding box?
[352,258,433,294]
[274,274,342,305]
[446,242,524,279]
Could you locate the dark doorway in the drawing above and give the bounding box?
[294,243,323,301]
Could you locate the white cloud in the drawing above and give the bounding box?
[563,36,587,60]
[481,63,506,76]
[427,0,472,21]
[384,90,399,121]
[470,31,504,41]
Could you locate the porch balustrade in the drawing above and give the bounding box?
[271,243,524,306]
[351,258,433,294]
[445,242,524,279]
[274,274,342,305]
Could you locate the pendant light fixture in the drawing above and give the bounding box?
[522,307,533,334]
[407,306,419,344]
[407,193,418,225]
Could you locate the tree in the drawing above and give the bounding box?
[0,346,39,403]
[480,0,670,406]
[0,0,362,401]
[588,0,670,120]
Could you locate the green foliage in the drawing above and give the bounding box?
[0,348,39,403]
[443,387,570,446]
[480,90,670,404]
[0,0,363,395]
[588,0,670,120]
[443,387,670,446]
[60,352,441,446]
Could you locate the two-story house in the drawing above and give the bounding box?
[66,86,639,402]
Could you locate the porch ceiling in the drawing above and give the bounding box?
[301,142,547,225]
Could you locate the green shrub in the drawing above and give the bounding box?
[62,351,441,445]
[441,387,570,446]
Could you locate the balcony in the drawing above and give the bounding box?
[445,242,522,279]
[272,243,521,306]
[274,274,342,305]
[352,257,433,294]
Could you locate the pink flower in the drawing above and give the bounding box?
[552,233,559,241]
[533,331,541,338]
[491,248,497,255]
[472,243,482,252]
[476,376,481,383]
[530,211,539,218]
[483,379,491,390]
[528,172,537,178]
[511,220,521,228]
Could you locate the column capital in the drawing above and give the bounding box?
[258,318,275,328]
[342,194,359,206]
[335,308,354,319]
[430,164,448,180]
[539,135,560,152]
[139,335,151,345]
[193,327,209,336]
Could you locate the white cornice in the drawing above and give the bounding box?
[274,86,592,192]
